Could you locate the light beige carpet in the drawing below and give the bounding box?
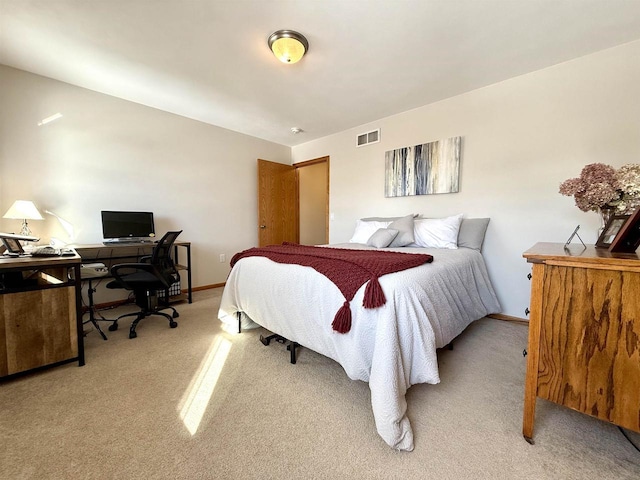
[1,288,638,479]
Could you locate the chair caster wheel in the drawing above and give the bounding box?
[108,323,118,331]
[170,321,178,328]
[129,331,137,339]
[173,311,179,318]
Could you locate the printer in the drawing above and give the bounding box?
[80,263,109,279]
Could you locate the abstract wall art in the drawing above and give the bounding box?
[384,136,462,197]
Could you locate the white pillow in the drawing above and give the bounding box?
[366,228,399,248]
[349,220,390,243]
[413,214,463,249]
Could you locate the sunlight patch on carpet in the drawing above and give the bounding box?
[179,335,232,435]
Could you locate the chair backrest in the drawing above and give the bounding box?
[151,230,183,272]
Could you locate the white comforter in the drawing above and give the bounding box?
[217,244,500,451]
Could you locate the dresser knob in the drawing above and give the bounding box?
[527,273,532,280]
[525,307,530,316]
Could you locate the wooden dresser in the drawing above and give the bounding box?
[522,242,640,443]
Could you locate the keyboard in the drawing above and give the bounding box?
[31,246,76,257]
[32,246,60,257]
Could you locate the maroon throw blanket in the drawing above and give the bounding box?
[230,243,433,333]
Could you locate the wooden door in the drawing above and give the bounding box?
[257,159,298,247]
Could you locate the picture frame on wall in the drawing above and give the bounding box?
[384,136,462,197]
[595,214,630,248]
[609,206,640,253]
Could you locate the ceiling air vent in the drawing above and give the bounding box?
[356,128,380,147]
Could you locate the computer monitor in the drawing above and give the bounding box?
[101,211,155,243]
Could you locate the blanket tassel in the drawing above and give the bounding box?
[332,301,352,333]
[363,276,386,309]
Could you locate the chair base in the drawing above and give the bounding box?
[111,305,179,339]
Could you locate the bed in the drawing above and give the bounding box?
[217,215,501,451]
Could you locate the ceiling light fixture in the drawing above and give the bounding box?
[268,30,309,64]
[291,127,303,134]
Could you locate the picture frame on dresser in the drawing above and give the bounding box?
[609,206,640,253]
[595,214,629,248]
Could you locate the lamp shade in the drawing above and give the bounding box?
[268,30,309,64]
[3,200,44,220]
[3,200,44,236]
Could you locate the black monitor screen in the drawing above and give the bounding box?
[101,211,155,239]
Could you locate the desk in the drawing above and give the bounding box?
[0,253,84,378]
[522,242,640,443]
[72,241,192,303]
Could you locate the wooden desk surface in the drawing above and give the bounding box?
[0,252,81,270]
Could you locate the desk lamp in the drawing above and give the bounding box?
[45,210,76,246]
[3,200,44,236]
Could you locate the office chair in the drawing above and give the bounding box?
[106,230,182,339]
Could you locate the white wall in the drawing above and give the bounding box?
[3,40,639,316]
[0,65,290,302]
[292,40,640,318]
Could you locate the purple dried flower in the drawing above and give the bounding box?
[585,183,619,210]
[559,178,584,196]
[579,163,619,187]
[559,163,622,212]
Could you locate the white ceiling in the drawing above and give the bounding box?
[2,0,640,147]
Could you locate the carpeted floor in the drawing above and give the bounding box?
[1,288,638,479]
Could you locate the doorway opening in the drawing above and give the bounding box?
[296,156,329,245]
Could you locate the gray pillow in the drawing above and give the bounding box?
[366,228,399,248]
[388,214,415,247]
[457,218,490,251]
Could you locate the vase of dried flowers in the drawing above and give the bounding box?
[598,205,615,235]
[559,163,619,211]
[560,163,640,234]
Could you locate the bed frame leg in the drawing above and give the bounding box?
[259,331,300,364]
[287,342,299,364]
[237,312,242,334]
[260,333,286,346]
